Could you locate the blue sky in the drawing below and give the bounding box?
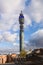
[0,0,43,52]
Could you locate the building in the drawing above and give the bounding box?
[0,55,7,64]
[0,56,2,64]
[19,11,24,52]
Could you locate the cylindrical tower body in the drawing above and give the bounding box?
[19,11,24,52]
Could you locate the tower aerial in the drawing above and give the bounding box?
[19,11,24,52]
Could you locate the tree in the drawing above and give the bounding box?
[19,50,27,58]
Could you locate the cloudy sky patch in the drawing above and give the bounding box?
[0,0,43,53]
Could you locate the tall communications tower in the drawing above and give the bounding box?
[19,11,24,52]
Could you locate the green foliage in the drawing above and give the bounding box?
[19,50,27,58]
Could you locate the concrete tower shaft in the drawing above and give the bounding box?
[19,11,24,52]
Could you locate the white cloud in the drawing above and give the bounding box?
[0,0,32,32]
[13,43,19,52]
[0,0,25,31]
[0,0,43,32]
[24,14,32,27]
[3,32,18,42]
[0,34,3,41]
[0,0,24,13]
[0,0,43,51]
[25,0,43,23]
[30,29,43,48]
[0,31,18,42]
